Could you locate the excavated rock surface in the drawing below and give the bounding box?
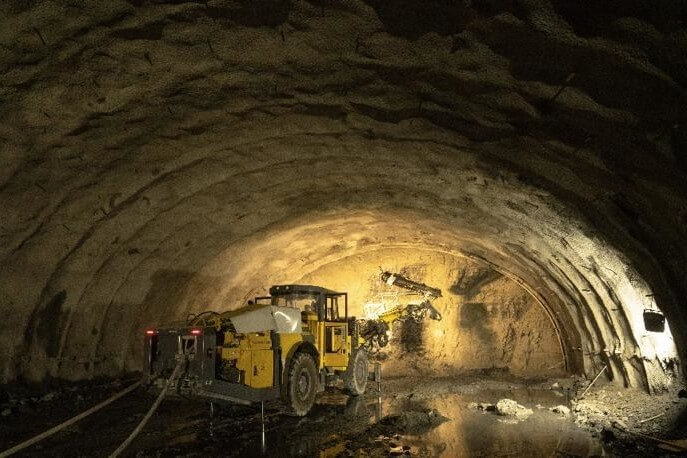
[0,0,686,390]
[301,250,565,377]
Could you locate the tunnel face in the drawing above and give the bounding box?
[0,0,686,399]
[298,248,566,378]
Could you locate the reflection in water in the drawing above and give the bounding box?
[261,401,266,455]
[302,388,603,457]
[380,389,604,457]
[135,387,604,457]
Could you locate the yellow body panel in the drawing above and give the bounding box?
[319,322,348,369]
[221,333,274,388]
[277,333,304,367]
[378,306,405,324]
[245,348,273,388]
[216,308,356,389]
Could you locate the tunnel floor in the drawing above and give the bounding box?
[3,375,687,457]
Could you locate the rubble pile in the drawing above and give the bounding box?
[495,399,533,420]
[571,383,687,455]
[549,405,571,417]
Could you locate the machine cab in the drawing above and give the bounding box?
[260,285,351,369]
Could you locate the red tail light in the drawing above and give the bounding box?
[190,328,202,335]
[145,329,157,336]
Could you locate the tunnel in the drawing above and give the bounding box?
[1,0,686,456]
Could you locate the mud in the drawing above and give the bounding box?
[2,374,686,457]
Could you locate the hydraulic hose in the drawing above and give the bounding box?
[0,361,183,457]
[108,361,183,457]
[0,379,144,457]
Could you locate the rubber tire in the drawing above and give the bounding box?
[344,349,368,396]
[285,352,318,416]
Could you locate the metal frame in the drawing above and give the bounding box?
[324,293,348,322]
[267,284,348,322]
[146,327,283,406]
[198,330,282,403]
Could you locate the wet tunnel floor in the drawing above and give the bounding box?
[1,375,611,457]
[134,389,601,457]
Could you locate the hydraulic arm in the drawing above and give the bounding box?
[360,271,443,348]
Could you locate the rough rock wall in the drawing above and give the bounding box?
[0,0,685,389]
[299,248,565,377]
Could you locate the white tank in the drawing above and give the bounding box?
[230,305,302,334]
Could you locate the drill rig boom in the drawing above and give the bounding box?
[360,272,443,349]
[381,271,442,298]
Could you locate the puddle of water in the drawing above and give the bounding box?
[382,390,604,457]
[257,388,603,457]
[136,388,604,457]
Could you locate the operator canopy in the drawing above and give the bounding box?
[227,284,344,334]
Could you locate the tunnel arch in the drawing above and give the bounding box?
[0,0,684,397]
[76,199,674,391]
[3,118,681,392]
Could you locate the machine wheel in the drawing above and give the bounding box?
[285,352,318,416]
[344,349,368,396]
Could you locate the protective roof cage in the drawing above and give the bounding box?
[265,284,348,322]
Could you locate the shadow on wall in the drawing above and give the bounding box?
[24,290,68,360]
[399,318,424,353]
[450,266,503,297]
[68,268,261,379]
[460,302,496,344]
[98,269,200,378]
[23,267,227,381]
[378,256,565,378]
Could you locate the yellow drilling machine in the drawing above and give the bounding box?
[144,272,442,416]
